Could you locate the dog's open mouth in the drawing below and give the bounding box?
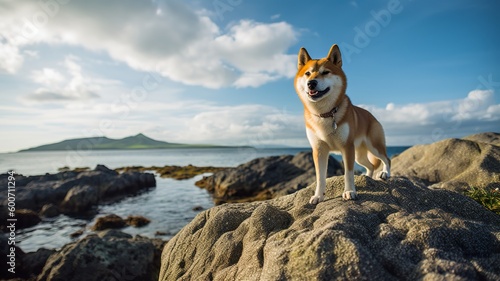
[308,87,330,99]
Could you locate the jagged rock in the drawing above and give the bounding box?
[125,215,151,227]
[159,176,500,281]
[91,214,126,231]
[61,185,99,213]
[196,151,343,204]
[392,134,500,192]
[0,165,156,217]
[70,229,85,238]
[91,214,152,231]
[39,204,59,218]
[37,231,166,281]
[16,209,42,229]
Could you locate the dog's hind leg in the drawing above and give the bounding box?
[377,155,390,180]
[366,126,391,181]
[367,148,390,180]
[355,146,374,178]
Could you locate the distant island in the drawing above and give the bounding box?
[19,133,252,152]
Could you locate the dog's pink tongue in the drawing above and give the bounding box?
[309,90,318,96]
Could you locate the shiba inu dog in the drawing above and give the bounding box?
[294,44,390,204]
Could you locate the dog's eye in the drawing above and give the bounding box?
[305,71,311,76]
[322,71,330,75]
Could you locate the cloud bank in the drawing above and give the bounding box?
[0,0,297,88]
[361,90,500,144]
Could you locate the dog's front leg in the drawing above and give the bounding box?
[342,144,357,200]
[309,143,329,204]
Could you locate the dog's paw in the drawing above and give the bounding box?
[342,191,357,200]
[309,195,324,205]
[377,171,389,181]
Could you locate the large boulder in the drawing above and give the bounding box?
[391,133,500,192]
[196,151,343,204]
[37,230,165,281]
[159,176,500,281]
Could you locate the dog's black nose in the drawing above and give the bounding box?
[307,80,317,90]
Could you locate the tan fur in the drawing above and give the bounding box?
[294,44,390,204]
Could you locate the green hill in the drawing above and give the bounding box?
[19,133,247,152]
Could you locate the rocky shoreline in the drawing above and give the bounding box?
[0,165,160,280]
[2,132,499,280]
[0,165,156,222]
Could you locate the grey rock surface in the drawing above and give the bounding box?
[392,133,500,192]
[159,176,500,281]
[37,231,165,281]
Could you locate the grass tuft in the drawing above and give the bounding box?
[464,186,500,215]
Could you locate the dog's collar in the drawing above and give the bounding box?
[315,106,338,118]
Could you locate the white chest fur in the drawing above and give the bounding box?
[306,119,350,152]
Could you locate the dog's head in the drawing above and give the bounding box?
[294,44,347,104]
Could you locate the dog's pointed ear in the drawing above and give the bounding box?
[298,47,311,69]
[327,44,342,68]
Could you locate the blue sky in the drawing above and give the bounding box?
[0,0,499,153]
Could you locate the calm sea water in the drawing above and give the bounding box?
[0,147,409,252]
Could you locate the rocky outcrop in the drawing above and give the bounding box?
[195,151,344,204]
[39,204,60,218]
[91,214,127,231]
[91,214,151,231]
[37,230,165,281]
[125,215,151,227]
[0,165,156,220]
[16,209,42,229]
[392,133,500,192]
[159,176,500,281]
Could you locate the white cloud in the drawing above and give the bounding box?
[360,89,500,145]
[31,68,65,87]
[25,55,120,102]
[0,0,298,89]
[0,41,23,73]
